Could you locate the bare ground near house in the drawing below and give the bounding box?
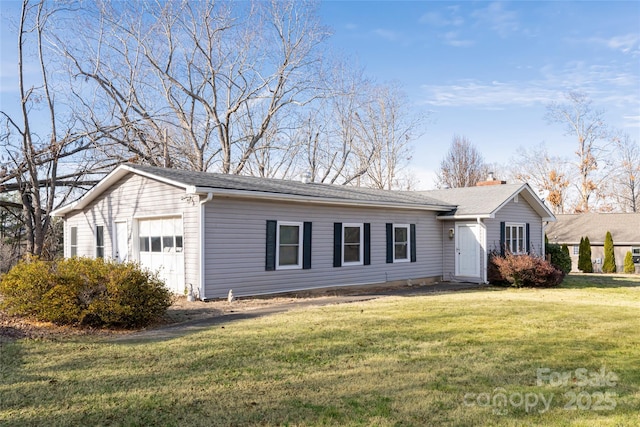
[0,281,482,342]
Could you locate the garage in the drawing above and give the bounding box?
[138,217,185,294]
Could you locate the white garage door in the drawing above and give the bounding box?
[138,217,184,294]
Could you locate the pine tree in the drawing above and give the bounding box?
[577,237,586,272]
[624,251,635,274]
[583,236,593,273]
[561,244,571,272]
[602,231,617,273]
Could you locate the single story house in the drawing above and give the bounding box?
[546,213,640,273]
[51,164,555,299]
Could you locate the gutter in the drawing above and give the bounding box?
[188,186,455,212]
[199,192,213,300]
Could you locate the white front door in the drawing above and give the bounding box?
[115,221,129,262]
[456,224,480,277]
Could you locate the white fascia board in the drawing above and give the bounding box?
[49,165,192,217]
[192,187,455,212]
[437,214,492,220]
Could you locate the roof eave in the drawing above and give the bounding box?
[192,186,455,211]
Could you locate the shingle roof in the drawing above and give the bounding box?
[122,164,455,210]
[545,213,640,245]
[51,164,553,219]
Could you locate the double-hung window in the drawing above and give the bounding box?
[95,225,104,258]
[265,220,312,271]
[342,223,363,265]
[505,223,526,254]
[276,222,303,269]
[393,224,410,262]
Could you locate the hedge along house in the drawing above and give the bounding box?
[546,213,640,273]
[51,164,555,299]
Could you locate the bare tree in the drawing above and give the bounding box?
[510,145,570,214]
[546,92,608,212]
[610,132,640,212]
[0,0,105,258]
[436,135,488,188]
[59,0,329,174]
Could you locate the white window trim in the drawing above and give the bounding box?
[276,221,303,270]
[573,245,580,255]
[342,223,364,266]
[505,222,526,254]
[393,223,411,263]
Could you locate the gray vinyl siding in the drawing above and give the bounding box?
[62,174,200,290]
[202,197,443,298]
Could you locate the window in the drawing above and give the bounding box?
[633,247,640,256]
[139,218,183,254]
[276,222,303,269]
[573,245,580,255]
[343,224,363,265]
[505,223,526,254]
[393,224,410,262]
[96,225,104,258]
[386,223,416,263]
[265,220,311,271]
[70,226,78,257]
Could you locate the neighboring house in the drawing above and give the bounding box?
[546,213,640,273]
[51,164,555,299]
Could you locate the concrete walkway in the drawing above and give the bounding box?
[112,282,484,343]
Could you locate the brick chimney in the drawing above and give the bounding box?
[476,172,506,186]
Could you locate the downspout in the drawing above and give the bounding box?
[542,221,548,258]
[199,192,213,300]
[478,217,488,284]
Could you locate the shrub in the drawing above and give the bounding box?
[578,236,593,273]
[624,251,635,274]
[602,231,617,273]
[487,250,509,286]
[491,253,564,288]
[545,243,572,274]
[0,257,172,328]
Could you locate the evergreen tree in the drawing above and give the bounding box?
[561,244,571,272]
[583,236,593,273]
[602,231,617,273]
[577,237,587,272]
[624,251,635,274]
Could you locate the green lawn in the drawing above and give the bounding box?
[1,274,639,426]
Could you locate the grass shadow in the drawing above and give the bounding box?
[561,273,640,289]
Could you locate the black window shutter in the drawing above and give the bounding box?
[333,223,342,267]
[303,222,312,269]
[526,223,530,254]
[410,224,417,263]
[500,221,506,256]
[364,223,371,265]
[386,223,393,263]
[265,220,277,271]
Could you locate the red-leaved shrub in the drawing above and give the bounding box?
[490,253,564,288]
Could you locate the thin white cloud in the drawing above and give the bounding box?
[471,1,519,38]
[373,28,400,42]
[442,31,475,48]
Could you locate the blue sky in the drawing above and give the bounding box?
[1,1,639,190]
[318,1,640,188]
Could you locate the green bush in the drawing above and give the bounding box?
[491,253,564,288]
[602,231,617,273]
[0,257,172,328]
[578,236,593,273]
[624,251,635,274]
[545,243,572,274]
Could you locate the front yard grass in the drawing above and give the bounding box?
[1,274,639,426]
